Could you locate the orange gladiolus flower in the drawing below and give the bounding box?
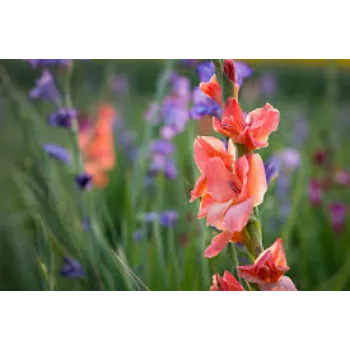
[237,238,290,285]
[199,75,223,105]
[190,136,235,203]
[190,136,267,258]
[79,103,116,188]
[213,98,280,151]
[259,276,298,291]
[210,271,245,291]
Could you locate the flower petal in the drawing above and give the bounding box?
[204,231,233,258]
[224,197,254,233]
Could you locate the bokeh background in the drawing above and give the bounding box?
[0,59,349,291]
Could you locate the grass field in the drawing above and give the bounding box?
[0,59,349,291]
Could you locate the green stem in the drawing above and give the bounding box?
[62,63,101,286]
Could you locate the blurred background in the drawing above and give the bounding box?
[0,59,349,291]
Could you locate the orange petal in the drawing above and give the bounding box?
[206,200,233,230]
[204,231,233,258]
[269,238,288,269]
[205,158,235,202]
[194,136,233,173]
[222,271,245,291]
[190,173,207,203]
[246,153,267,207]
[198,195,214,218]
[246,103,280,148]
[199,75,222,105]
[92,172,109,188]
[259,276,298,291]
[224,197,254,233]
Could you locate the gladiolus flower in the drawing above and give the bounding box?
[79,103,116,188]
[237,238,289,285]
[213,98,280,151]
[210,271,245,291]
[190,136,267,258]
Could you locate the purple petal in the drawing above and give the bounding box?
[43,144,71,164]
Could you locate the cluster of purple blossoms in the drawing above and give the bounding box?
[146,73,191,182]
[27,59,87,277]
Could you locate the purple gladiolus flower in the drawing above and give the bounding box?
[145,103,160,124]
[60,257,85,279]
[43,144,71,164]
[29,70,61,104]
[329,202,348,233]
[75,173,92,190]
[143,211,178,228]
[149,155,177,179]
[235,61,254,86]
[264,160,279,185]
[196,61,215,83]
[159,211,178,228]
[276,148,301,171]
[48,108,77,128]
[149,140,175,156]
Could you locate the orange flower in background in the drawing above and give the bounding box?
[213,98,280,151]
[79,103,116,188]
[202,153,267,258]
[237,238,290,285]
[200,75,223,105]
[210,271,245,291]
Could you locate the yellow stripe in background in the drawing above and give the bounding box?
[107,57,350,69]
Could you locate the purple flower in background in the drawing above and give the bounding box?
[276,148,301,172]
[259,71,278,98]
[60,257,85,279]
[191,87,222,120]
[29,70,61,104]
[329,202,347,233]
[159,211,178,228]
[142,211,178,228]
[294,116,309,147]
[149,155,177,179]
[196,61,215,82]
[82,218,91,232]
[133,230,144,242]
[75,173,93,190]
[48,108,77,128]
[112,74,130,96]
[235,61,254,86]
[43,144,71,164]
[309,178,323,207]
[150,140,175,156]
[264,160,279,185]
[145,103,160,124]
